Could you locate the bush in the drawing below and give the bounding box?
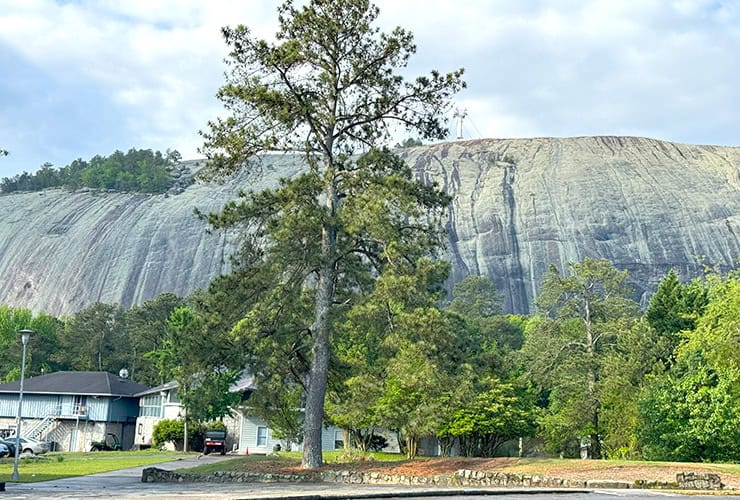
[152,419,226,451]
[152,419,183,446]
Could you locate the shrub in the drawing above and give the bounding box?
[152,419,183,446]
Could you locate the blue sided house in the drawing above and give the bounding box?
[0,371,149,451]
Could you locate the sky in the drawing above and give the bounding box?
[1,0,739,178]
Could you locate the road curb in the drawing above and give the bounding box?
[233,489,592,500]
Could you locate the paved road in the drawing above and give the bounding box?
[0,458,727,499]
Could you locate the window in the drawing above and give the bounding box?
[256,426,268,447]
[139,394,163,417]
[334,430,344,450]
[73,395,87,416]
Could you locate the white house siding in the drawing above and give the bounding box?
[134,416,159,448]
[135,403,241,452]
[238,415,343,454]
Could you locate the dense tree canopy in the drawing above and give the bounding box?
[2,256,739,463]
[521,258,640,459]
[0,148,180,194]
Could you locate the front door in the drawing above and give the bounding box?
[69,427,79,452]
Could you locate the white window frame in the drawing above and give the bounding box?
[256,426,268,447]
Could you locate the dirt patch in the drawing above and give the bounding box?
[237,456,740,489]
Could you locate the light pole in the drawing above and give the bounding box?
[11,329,33,481]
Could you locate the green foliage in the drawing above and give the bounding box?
[0,148,178,194]
[598,318,665,459]
[58,303,131,373]
[151,419,225,451]
[637,271,740,462]
[152,419,184,445]
[645,269,707,356]
[201,0,464,467]
[447,275,502,319]
[127,293,184,386]
[0,306,62,381]
[152,306,241,423]
[438,377,537,457]
[329,261,467,458]
[394,138,423,148]
[521,258,640,459]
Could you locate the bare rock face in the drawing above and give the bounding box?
[1,137,739,316]
[400,136,740,312]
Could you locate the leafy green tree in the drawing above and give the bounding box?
[638,271,740,461]
[0,306,62,381]
[597,318,665,458]
[438,377,537,457]
[521,258,639,459]
[201,0,464,467]
[448,275,502,319]
[0,148,177,193]
[329,260,462,458]
[152,307,240,424]
[59,303,131,373]
[645,269,707,356]
[127,293,184,385]
[446,275,522,374]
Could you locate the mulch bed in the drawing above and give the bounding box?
[237,455,740,489]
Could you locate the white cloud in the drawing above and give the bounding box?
[1,0,739,177]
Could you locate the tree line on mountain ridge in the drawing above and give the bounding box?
[0,148,181,194]
[1,262,738,463]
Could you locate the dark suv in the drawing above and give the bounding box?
[203,430,227,455]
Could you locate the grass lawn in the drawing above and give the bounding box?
[0,450,191,483]
[179,450,402,475]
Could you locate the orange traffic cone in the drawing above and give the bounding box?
[244,447,249,456]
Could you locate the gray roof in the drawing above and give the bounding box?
[0,371,150,397]
[135,373,256,398]
[136,380,179,397]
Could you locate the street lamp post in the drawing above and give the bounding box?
[11,329,33,481]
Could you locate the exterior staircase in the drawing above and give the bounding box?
[21,415,58,440]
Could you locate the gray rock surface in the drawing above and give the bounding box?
[1,136,738,316]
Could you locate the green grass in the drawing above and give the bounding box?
[179,455,288,475]
[178,450,405,475]
[0,450,191,483]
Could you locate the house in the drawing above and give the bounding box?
[0,371,149,451]
[134,376,344,454]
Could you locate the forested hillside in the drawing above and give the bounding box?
[0,148,181,194]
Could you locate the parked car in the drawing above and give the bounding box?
[90,433,121,451]
[0,439,16,457]
[202,430,227,455]
[0,442,9,458]
[2,436,50,455]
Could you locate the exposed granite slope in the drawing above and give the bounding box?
[1,137,738,316]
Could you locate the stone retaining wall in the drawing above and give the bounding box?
[141,467,725,491]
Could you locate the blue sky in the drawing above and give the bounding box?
[1,0,739,178]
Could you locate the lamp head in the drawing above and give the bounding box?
[18,329,33,345]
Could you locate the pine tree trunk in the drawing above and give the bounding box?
[302,173,337,469]
[584,298,601,459]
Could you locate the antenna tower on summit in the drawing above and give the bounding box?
[453,108,467,140]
